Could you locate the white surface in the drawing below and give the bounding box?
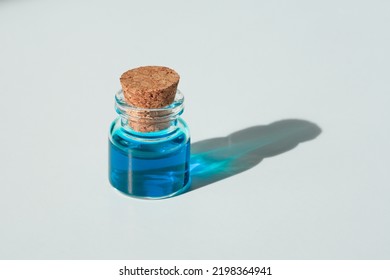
[0,0,389,259]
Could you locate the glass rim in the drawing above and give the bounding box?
[115,89,184,113]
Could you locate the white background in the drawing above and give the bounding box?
[0,0,389,259]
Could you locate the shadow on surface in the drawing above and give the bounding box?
[188,119,322,191]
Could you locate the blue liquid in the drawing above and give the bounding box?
[109,120,190,199]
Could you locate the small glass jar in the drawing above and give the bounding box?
[109,89,191,199]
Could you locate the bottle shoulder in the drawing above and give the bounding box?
[109,118,190,153]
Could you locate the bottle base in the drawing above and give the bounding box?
[110,178,192,200]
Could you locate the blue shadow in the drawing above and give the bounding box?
[188,119,322,191]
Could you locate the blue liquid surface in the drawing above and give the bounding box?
[109,123,190,198]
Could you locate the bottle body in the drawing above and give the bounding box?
[108,90,191,199]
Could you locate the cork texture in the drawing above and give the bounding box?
[120,66,179,108]
[119,66,180,132]
[127,111,172,133]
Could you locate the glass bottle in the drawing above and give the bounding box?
[109,89,191,199]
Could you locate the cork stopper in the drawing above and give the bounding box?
[120,66,180,108]
[119,66,180,132]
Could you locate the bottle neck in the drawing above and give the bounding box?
[115,89,185,134]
